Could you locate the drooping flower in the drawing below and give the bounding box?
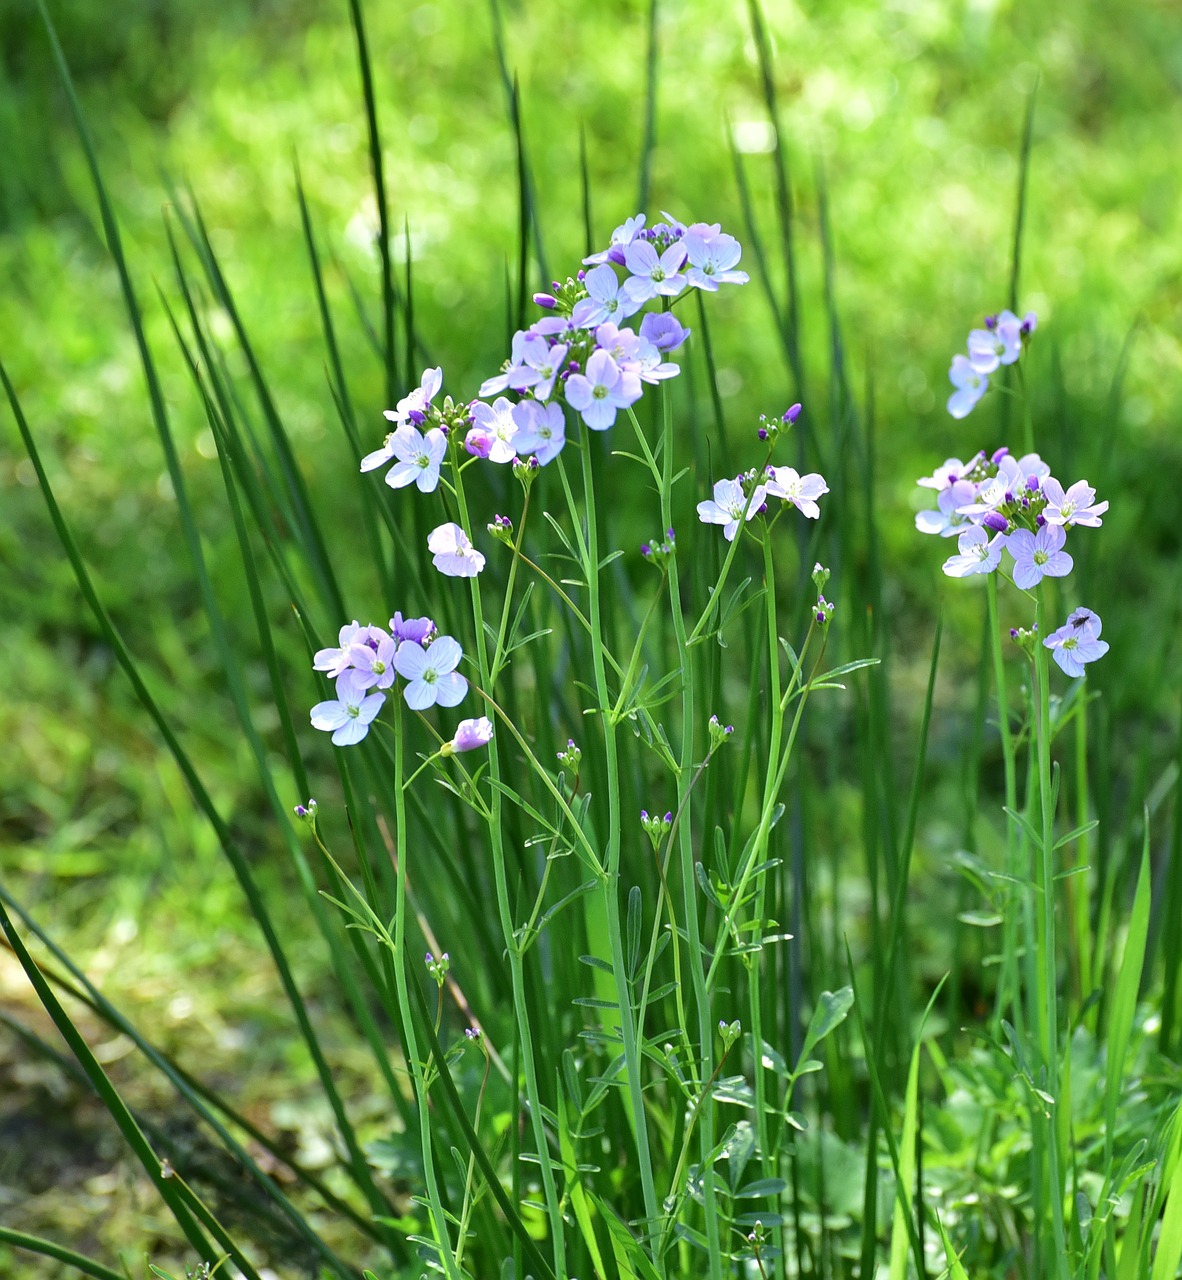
[564,349,642,430]
[947,355,989,419]
[942,526,1004,578]
[1043,607,1109,677]
[511,400,566,465]
[428,522,486,577]
[444,716,494,754]
[639,312,691,352]
[310,671,385,746]
[1008,525,1073,589]
[765,466,828,519]
[468,398,519,464]
[1041,477,1108,528]
[696,477,767,542]
[393,635,468,710]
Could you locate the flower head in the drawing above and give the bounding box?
[390,612,436,645]
[382,367,443,426]
[1044,607,1109,677]
[696,476,767,542]
[565,349,642,430]
[621,240,688,306]
[428,522,486,577]
[310,671,385,746]
[571,264,643,328]
[443,716,494,754]
[967,311,1022,373]
[393,635,468,710]
[511,400,566,465]
[363,424,447,492]
[1041,477,1108,528]
[682,231,749,291]
[765,466,828,519]
[639,312,691,351]
[468,398,520,464]
[1007,524,1073,589]
[942,526,1004,578]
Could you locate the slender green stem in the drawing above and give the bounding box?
[450,458,569,1277]
[490,487,532,682]
[392,697,462,1280]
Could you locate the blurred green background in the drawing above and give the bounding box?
[2,0,1181,1270]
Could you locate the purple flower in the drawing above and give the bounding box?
[382,367,443,426]
[362,424,447,492]
[571,264,642,328]
[507,335,569,401]
[682,232,749,291]
[947,355,989,419]
[468,398,519,464]
[696,477,767,542]
[428,522,486,577]
[764,466,829,519]
[390,612,435,645]
[583,214,646,266]
[310,671,385,746]
[1008,525,1073,589]
[446,716,494,753]
[1043,608,1109,677]
[1041,477,1108,528]
[511,400,566,465]
[464,426,495,458]
[942,526,1004,578]
[967,311,1022,373]
[639,312,690,351]
[564,349,642,430]
[349,633,398,690]
[393,635,468,710]
[621,240,688,306]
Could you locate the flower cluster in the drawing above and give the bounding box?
[946,309,1037,419]
[697,406,828,541]
[309,617,493,747]
[916,446,1110,675]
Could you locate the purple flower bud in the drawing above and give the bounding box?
[551,280,561,291]
[985,314,998,330]
[533,292,558,310]
[757,502,768,515]
[983,512,1009,533]
[568,360,581,373]
[783,402,803,424]
[408,409,427,426]
[641,543,652,557]
[1035,512,1046,527]
[1010,628,1019,639]
[465,427,494,458]
[991,446,1010,464]
[666,528,675,541]
[294,804,308,818]
[1021,311,1038,335]
[663,812,672,824]
[425,952,434,964]
[1025,474,1040,492]
[576,269,586,281]
[758,428,768,440]
[1004,490,1015,504]
[447,716,494,753]
[640,809,649,822]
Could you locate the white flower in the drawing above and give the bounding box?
[696,477,766,542]
[428,522,486,577]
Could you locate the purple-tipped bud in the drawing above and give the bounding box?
[294,804,308,819]
[1035,513,1046,528]
[640,809,649,822]
[551,280,561,291]
[983,512,1009,533]
[1021,311,1038,335]
[757,502,768,515]
[663,812,672,824]
[568,360,581,373]
[1021,496,1030,508]
[408,409,427,427]
[640,543,653,557]
[985,314,998,330]
[1025,474,1040,492]
[533,292,558,310]
[576,269,586,281]
[425,952,434,964]
[1010,628,1019,639]
[991,446,1010,464]
[783,402,803,424]
[667,528,675,541]
[1004,490,1015,504]
[465,427,494,459]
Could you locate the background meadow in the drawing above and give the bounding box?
[2,0,1182,1277]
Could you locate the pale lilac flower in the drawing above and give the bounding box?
[1041,478,1108,527]
[428,522,486,577]
[947,355,989,419]
[998,452,1050,490]
[583,214,646,266]
[507,335,569,400]
[468,398,519,464]
[310,671,385,746]
[621,240,688,305]
[682,232,749,291]
[631,339,680,384]
[314,621,367,677]
[390,613,435,645]
[383,367,443,425]
[1044,608,1109,677]
[479,331,531,397]
[464,426,494,458]
[446,716,494,753]
[696,477,768,542]
[917,458,974,491]
[1008,525,1073,589]
[350,633,398,690]
[915,480,977,537]
[393,635,468,710]
[639,312,691,351]
[594,322,641,366]
[564,349,642,430]
[511,400,566,465]
[967,311,1022,373]
[571,264,642,328]
[368,424,447,492]
[956,476,1009,518]
[942,526,1004,578]
[765,466,828,519]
